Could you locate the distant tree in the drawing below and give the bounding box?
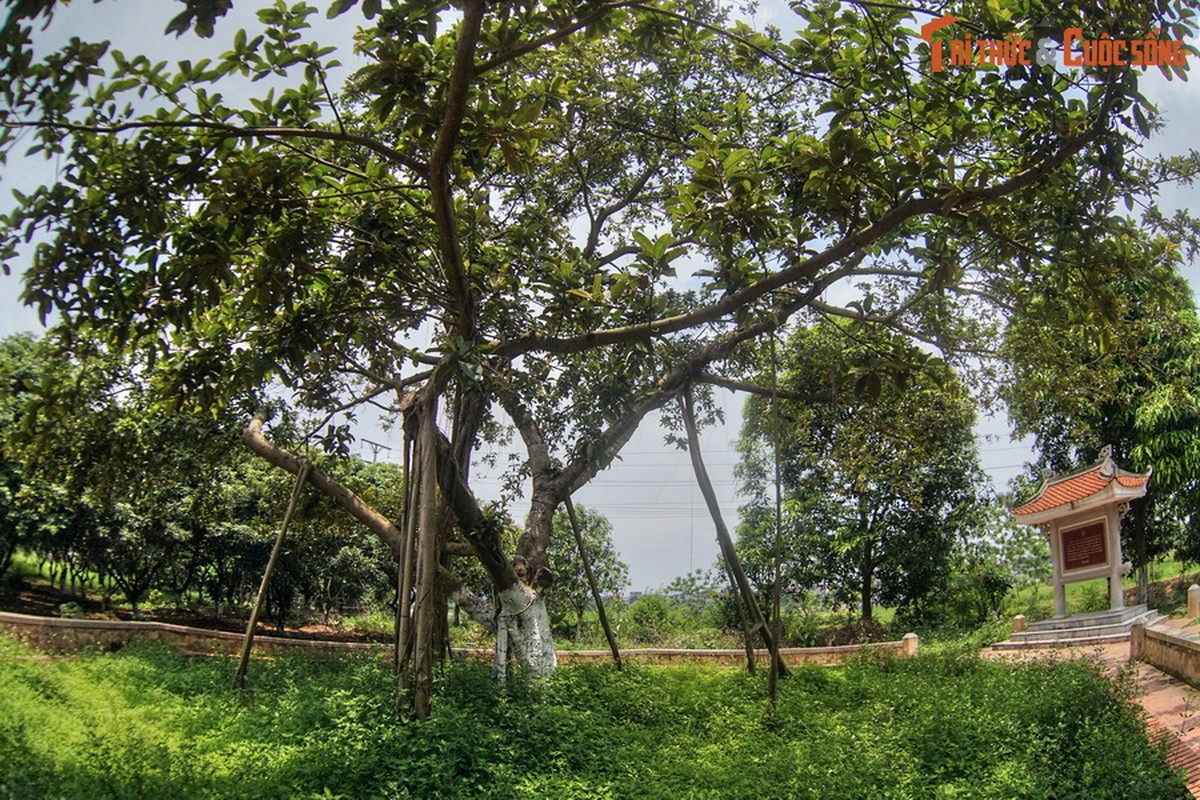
[663,569,722,613]
[622,593,678,644]
[917,500,1042,627]
[738,319,983,622]
[546,504,627,640]
[293,460,404,622]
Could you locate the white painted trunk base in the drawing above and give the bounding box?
[496,584,557,679]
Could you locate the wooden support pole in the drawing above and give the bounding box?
[768,332,784,707]
[564,495,622,670]
[234,461,311,690]
[679,390,787,678]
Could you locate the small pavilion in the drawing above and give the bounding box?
[1010,446,1150,618]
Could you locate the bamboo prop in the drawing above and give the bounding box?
[233,461,311,690]
[769,332,785,707]
[564,495,622,670]
[678,389,787,678]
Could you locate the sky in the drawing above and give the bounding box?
[1,2,1198,592]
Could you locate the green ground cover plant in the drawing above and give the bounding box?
[0,633,1184,799]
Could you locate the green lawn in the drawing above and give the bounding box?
[0,634,1184,799]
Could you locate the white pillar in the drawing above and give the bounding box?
[1107,509,1124,611]
[1047,525,1067,617]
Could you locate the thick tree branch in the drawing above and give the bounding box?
[496,195,942,358]
[501,392,554,478]
[242,413,404,555]
[557,388,672,498]
[697,372,830,403]
[429,0,484,341]
[493,111,1113,360]
[555,262,858,498]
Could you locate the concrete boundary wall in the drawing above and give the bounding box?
[0,610,918,666]
[1132,622,1200,686]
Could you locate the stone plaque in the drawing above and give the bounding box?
[1061,520,1108,572]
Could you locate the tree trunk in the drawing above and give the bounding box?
[412,409,443,720]
[498,582,556,678]
[857,495,874,623]
[860,535,874,623]
[1134,505,1149,605]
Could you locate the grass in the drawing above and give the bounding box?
[0,633,1185,799]
[1003,558,1200,622]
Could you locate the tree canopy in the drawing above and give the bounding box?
[1002,252,1200,595]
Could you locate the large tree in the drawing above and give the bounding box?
[3,0,1197,712]
[0,333,40,580]
[736,319,983,623]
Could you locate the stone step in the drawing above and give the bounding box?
[991,631,1135,650]
[992,608,1167,650]
[1025,604,1155,632]
[1014,614,1167,643]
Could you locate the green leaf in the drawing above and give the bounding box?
[326,0,357,18]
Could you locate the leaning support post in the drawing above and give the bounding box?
[565,495,622,670]
[234,461,311,690]
[768,331,784,706]
[720,552,757,673]
[679,389,787,678]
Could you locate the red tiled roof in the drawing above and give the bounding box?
[1011,465,1150,517]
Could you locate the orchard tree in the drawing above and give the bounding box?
[0,332,263,610]
[737,319,983,622]
[3,0,1198,715]
[0,334,40,580]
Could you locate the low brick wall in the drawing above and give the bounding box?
[0,610,385,656]
[554,636,919,667]
[1132,622,1200,686]
[0,610,918,666]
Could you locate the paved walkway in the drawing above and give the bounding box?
[986,618,1200,797]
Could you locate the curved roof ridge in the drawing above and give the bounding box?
[1010,447,1150,521]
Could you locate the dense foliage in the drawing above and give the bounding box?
[1003,259,1200,598]
[736,320,984,624]
[0,334,403,622]
[0,635,1184,799]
